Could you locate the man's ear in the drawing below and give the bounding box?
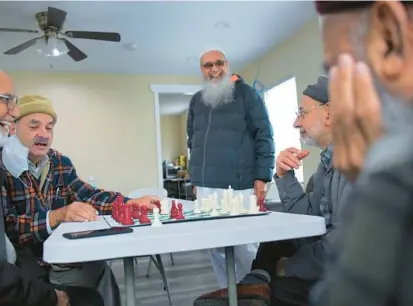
[366,1,412,82]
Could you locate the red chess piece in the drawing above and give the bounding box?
[170,200,178,219]
[122,205,134,225]
[154,200,161,210]
[175,203,185,220]
[139,206,151,224]
[131,204,140,219]
[257,196,267,212]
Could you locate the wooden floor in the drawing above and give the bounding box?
[110,250,219,306]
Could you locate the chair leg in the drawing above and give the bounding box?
[146,256,155,278]
[169,253,174,266]
[155,254,173,306]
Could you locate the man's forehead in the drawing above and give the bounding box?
[201,50,225,62]
[0,71,13,94]
[24,113,54,124]
[321,14,360,73]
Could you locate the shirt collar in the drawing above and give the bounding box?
[320,144,333,170]
[28,156,49,179]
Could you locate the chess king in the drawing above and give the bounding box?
[0,95,159,306]
[187,49,275,287]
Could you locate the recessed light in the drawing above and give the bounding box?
[214,21,230,28]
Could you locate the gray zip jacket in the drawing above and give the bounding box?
[275,158,352,280]
[187,76,275,190]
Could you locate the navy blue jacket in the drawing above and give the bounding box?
[187,76,275,190]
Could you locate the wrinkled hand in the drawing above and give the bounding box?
[254,180,266,198]
[126,196,160,210]
[55,289,70,306]
[276,257,288,277]
[53,202,98,223]
[329,54,383,181]
[276,147,310,177]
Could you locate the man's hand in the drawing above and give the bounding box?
[276,257,288,277]
[329,54,383,181]
[126,196,160,210]
[49,202,98,227]
[254,180,266,198]
[276,147,310,177]
[54,289,70,306]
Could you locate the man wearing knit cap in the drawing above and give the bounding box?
[194,76,351,306]
[313,1,413,305]
[0,95,160,306]
[0,72,104,305]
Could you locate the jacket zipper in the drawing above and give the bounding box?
[201,108,212,186]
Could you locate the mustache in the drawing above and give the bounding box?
[34,136,49,145]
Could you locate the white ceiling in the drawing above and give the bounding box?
[0,1,316,75]
[160,93,192,116]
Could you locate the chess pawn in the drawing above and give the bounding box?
[151,207,163,227]
[123,205,134,225]
[139,206,151,224]
[175,203,185,220]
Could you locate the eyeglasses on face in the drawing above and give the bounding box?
[201,60,226,69]
[295,103,327,118]
[0,94,19,109]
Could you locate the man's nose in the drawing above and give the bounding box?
[293,117,301,128]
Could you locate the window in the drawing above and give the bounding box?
[264,77,303,182]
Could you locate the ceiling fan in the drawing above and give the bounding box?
[0,7,121,62]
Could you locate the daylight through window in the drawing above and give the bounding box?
[264,77,303,182]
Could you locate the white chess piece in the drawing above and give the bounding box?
[227,185,233,202]
[193,199,201,214]
[239,194,245,213]
[210,197,219,216]
[230,196,239,215]
[151,207,162,227]
[221,198,227,214]
[160,199,169,214]
[249,194,259,214]
[201,198,209,213]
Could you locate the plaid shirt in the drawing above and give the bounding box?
[320,144,333,226]
[1,149,127,246]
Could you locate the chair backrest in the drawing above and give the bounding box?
[128,187,167,200]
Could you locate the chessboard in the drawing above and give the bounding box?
[104,192,270,228]
[103,208,270,228]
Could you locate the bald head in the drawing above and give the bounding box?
[0,71,13,95]
[200,50,227,65]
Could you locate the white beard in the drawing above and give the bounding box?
[202,73,234,108]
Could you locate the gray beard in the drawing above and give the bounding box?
[201,73,234,108]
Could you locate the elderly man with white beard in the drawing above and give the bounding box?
[186,49,275,288]
[194,76,352,306]
[311,1,413,306]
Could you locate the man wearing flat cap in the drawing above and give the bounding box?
[194,76,351,306]
[312,1,413,306]
[0,95,161,306]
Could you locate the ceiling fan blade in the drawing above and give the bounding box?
[3,37,41,55]
[65,31,121,42]
[47,7,67,30]
[62,38,87,62]
[0,28,39,34]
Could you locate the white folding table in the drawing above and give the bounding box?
[43,199,326,306]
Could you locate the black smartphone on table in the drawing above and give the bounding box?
[62,227,133,240]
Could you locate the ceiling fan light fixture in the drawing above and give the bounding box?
[36,35,69,57]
